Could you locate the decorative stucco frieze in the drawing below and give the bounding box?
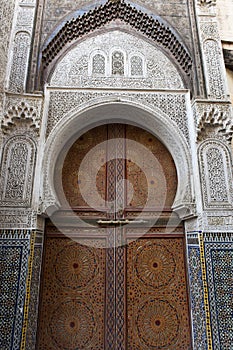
[199,22,220,41]
[16,6,35,31]
[46,90,189,142]
[0,209,38,229]
[202,212,233,232]
[203,39,226,99]
[8,31,31,93]
[19,0,36,3]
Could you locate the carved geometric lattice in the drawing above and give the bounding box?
[92,54,105,75]
[130,56,143,76]
[112,51,124,75]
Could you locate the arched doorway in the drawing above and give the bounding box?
[37,124,192,349]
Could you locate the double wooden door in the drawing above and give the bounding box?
[37,124,192,349]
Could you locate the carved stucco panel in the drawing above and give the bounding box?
[0,135,36,207]
[203,39,226,99]
[0,0,16,89]
[198,140,233,209]
[8,32,31,93]
[16,6,35,31]
[7,1,36,93]
[199,21,227,99]
[199,21,220,41]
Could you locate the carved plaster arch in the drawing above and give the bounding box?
[41,97,196,219]
[40,0,192,89]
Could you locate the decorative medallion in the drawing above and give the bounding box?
[54,243,98,289]
[49,298,96,350]
[135,242,176,288]
[136,299,180,349]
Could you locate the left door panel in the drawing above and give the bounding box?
[36,235,106,350]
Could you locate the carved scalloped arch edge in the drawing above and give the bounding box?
[197,107,233,144]
[1,101,40,135]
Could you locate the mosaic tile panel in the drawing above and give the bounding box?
[25,244,43,350]
[187,246,208,350]
[0,231,30,350]
[204,239,233,350]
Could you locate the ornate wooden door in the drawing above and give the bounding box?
[37,124,192,349]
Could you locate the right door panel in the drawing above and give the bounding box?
[127,236,192,350]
